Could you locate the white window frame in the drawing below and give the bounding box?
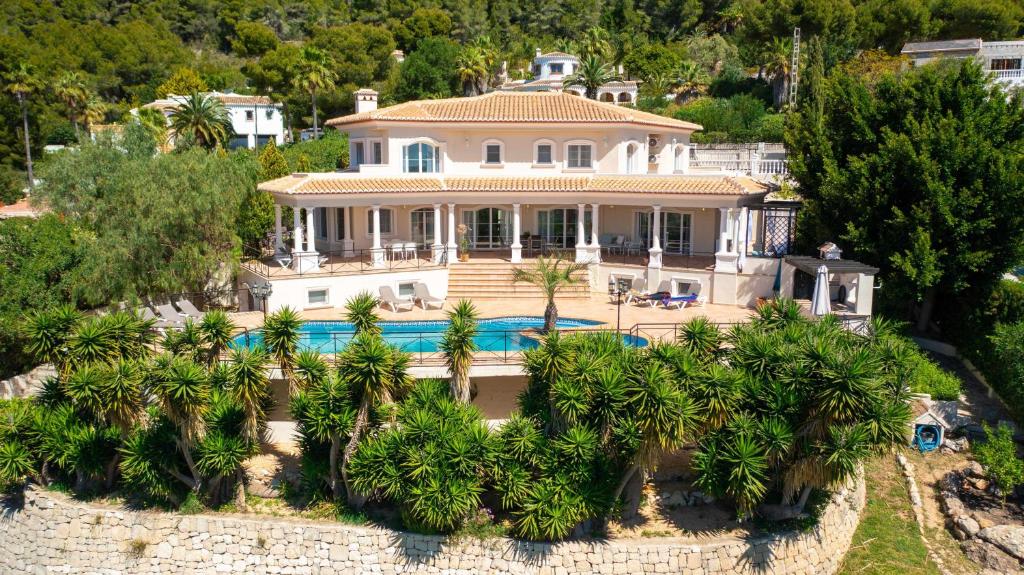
[244,110,254,122]
[481,139,504,166]
[365,207,395,238]
[669,276,702,297]
[533,139,555,167]
[673,145,686,172]
[402,140,442,173]
[315,208,327,240]
[624,141,640,174]
[565,140,595,170]
[265,109,274,120]
[549,63,564,75]
[395,280,419,300]
[352,141,365,168]
[306,287,330,308]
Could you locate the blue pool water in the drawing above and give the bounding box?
[233,317,646,355]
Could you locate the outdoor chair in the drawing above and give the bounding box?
[154,303,186,328]
[623,277,647,304]
[139,307,176,330]
[403,242,418,261]
[413,282,445,310]
[388,242,406,261]
[625,239,644,256]
[175,299,206,320]
[634,280,672,307]
[379,286,414,312]
[609,235,626,254]
[660,294,698,310]
[273,252,293,268]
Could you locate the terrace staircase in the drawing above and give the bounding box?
[447,261,592,300]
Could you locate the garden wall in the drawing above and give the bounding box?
[0,476,865,575]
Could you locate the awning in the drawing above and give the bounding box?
[785,255,879,276]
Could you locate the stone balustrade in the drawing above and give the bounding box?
[0,475,864,575]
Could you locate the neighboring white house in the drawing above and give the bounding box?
[500,49,639,105]
[137,92,286,150]
[901,38,1024,89]
[235,89,857,316]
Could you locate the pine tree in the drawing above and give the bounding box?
[258,141,289,180]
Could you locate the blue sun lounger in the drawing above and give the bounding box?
[659,294,698,310]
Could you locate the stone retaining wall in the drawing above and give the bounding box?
[0,364,54,400]
[0,477,864,575]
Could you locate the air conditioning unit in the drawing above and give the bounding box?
[648,154,658,164]
[648,137,660,148]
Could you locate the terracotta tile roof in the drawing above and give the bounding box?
[142,93,276,110]
[326,91,700,131]
[538,51,576,58]
[259,173,763,197]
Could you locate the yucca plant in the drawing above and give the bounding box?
[338,333,413,506]
[199,310,237,365]
[151,357,211,491]
[348,379,494,533]
[344,291,381,336]
[67,317,118,367]
[22,305,83,377]
[677,316,722,362]
[262,306,302,392]
[293,349,330,389]
[226,346,271,444]
[291,372,356,500]
[511,256,587,333]
[162,319,205,361]
[440,300,478,403]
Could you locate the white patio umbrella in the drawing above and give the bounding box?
[810,265,832,316]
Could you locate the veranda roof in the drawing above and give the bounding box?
[258,173,766,198]
[785,255,879,276]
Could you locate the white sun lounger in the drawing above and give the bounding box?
[379,286,414,312]
[413,283,444,310]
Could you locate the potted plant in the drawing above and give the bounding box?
[457,224,470,262]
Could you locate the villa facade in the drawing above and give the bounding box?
[138,92,286,150]
[240,89,873,317]
[500,49,639,105]
[901,38,1024,89]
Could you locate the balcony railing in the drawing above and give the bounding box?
[992,69,1024,82]
[241,244,448,279]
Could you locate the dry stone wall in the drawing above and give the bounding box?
[0,477,864,575]
[0,364,54,400]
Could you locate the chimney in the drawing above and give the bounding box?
[354,88,378,114]
[536,48,542,58]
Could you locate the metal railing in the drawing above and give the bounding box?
[241,244,449,279]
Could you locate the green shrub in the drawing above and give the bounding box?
[986,322,1024,421]
[973,423,1024,504]
[906,356,961,401]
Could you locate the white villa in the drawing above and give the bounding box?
[138,92,286,150]
[901,38,1024,88]
[239,89,875,318]
[500,49,639,105]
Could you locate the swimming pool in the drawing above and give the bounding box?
[232,316,645,355]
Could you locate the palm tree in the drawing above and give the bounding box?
[338,333,413,506]
[577,27,613,61]
[511,256,588,333]
[22,305,83,378]
[456,47,490,96]
[440,300,478,402]
[562,55,620,99]
[4,62,42,190]
[168,91,233,150]
[261,306,302,393]
[54,71,88,139]
[761,37,793,109]
[226,344,271,509]
[293,46,337,139]
[82,92,107,133]
[673,61,710,104]
[136,107,170,149]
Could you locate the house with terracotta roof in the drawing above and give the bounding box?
[901,38,1024,89]
[500,49,639,105]
[240,89,817,314]
[138,92,285,150]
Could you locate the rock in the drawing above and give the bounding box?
[962,539,1024,573]
[955,516,980,540]
[972,478,991,491]
[976,516,996,530]
[966,461,985,478]
[978,525,1024,562]
[943,495,966,517]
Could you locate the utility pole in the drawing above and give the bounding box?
[789,27,801,109]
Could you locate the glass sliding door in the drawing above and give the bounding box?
[537,208,591,248]
[462,207,510,249]
[634,211,692,254]
[410,208,435,248]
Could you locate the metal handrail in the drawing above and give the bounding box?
[240,243,452,279]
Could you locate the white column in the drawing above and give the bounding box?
[342,206,354,257]
[292,208,303,253]
[274,205,284,252]
[648,204,662,269]
[715,207,739,273]
[681,144,691,174]
[717,208,731,254]
[247,133,256,149]
[432,203,444,263]
[305,207,317,253]
[446,203,458,263]
[590,203,601,263]
[511,203,522,263]
[736,207,749,271]
[575,203,587,263]
[370,205,384,267]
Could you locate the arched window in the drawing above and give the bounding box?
[599,92,614,103]
[403,142,441,173]
[626,143,638,174]
[617,92,632,104]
